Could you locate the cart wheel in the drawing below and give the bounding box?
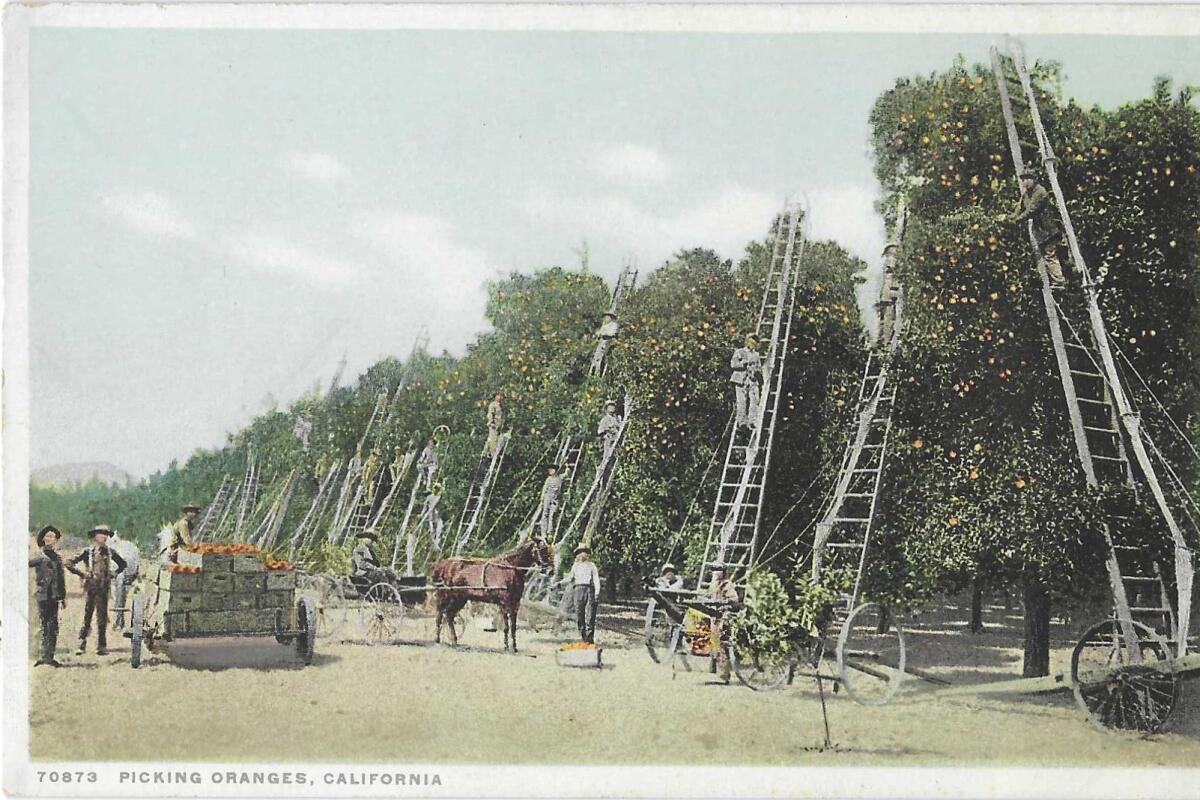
[731,644,791,691]
[837,602,906,706]
[311,575,350,640]
[643,598,690,670]
[1071,618,1179,735]
[359,582,404,645]
[295,596,317,665]
[130,597,144,669]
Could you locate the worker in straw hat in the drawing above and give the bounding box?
[1007,168,1068,289]
[597,399,623,462]
[29,525,67,666]
[66,525,127,656]
[570,545,601,643]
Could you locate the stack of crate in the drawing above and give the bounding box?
[158,550,297,636]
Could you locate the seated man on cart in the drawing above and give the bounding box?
[350,529,401,591]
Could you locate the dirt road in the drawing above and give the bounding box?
[27,586,1200,766]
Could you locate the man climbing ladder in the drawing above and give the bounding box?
[1007,169,1068,289]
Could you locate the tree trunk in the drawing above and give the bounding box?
[1022,581,1052,677]
[605,568,618,603]
[969,579,985,634]
[875,604,892,634]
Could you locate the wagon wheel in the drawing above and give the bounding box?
[311,575,350,640]
[130,597,145,669]
[731,643,791,691]
[643,598,690,670]
[359,582,404,645]
[294,596,317,665]
[1071,618,1179,735]
[837,602,906,706]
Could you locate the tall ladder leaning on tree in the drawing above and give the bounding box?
[809,198,908,643]
[331,390,392,544]
[450,430,513,556]
[195,474,233,541]
[993,37,1195,660]
[693,202,806,594]
[588,260,639,378]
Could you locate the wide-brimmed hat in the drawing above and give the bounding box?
[661,562,676,574]
[1019,169,1037,179]
[744,333,759,344]
[357,529,379,541]
[36,525,61,547]
[182,504,201,513]
[574,545,591,556]
[605,399,618,408]
[89,524,113,538]
[710,562,727,572]
[548,464,561,472]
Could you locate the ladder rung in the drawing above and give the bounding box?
[1092,455,1126,462]
[826,542,865,549]
[1130,607,1171,613]
[1084,426,1118,435]
[833,517,871,524]
[1078,397,1109,405]
[844,493,875,498]
[851,468,881,475]
[1112,545,1140,551]
[1071,370,1104,379]
[1122,576,1158,583]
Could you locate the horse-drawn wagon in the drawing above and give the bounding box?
[126,546,317,668]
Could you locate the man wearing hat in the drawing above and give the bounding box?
[730,333,764,431]
[350,529,400,586]
[655,563,685,591]
[589,311,620,376]
[66,525,127,656]
[539,463,566,540]
[706,563,741,684]
[163,504,200,564]
[28,526,67,666]
[1008,169,1068,289]
[570,545,601,643]
[597,400,623,462]
[422,482,445,551]
[417,437,440,490]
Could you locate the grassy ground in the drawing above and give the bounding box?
[27,581,1200,766]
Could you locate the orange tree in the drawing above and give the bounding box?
[597,229,866,591]
[866,60,1200,674]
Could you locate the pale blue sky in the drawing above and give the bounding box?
[28,29,1200,476]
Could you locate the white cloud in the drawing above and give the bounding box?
[591,143,673,185]
[804,183,886,331]
[347,209,492,342]
[279,152,349,184]
[221,231,357,286]
[101,189,197,240]
[522,183,778,264]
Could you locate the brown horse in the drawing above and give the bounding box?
[432,539,553,652]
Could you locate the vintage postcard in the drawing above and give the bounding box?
[3,3,1200,798]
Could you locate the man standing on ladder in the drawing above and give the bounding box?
[730,333,763,431]
[877,242,901,348]
[1007,169,1068,289]
[589,312,620,375]
[539,463,566,539]
[422,482,445,551]
[484,391,506,459]
[597,399,622,462]
[417,437,439,489]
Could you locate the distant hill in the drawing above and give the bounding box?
[31,462,137,488]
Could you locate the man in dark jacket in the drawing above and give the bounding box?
[1009,170,1068,288]
[66,524,127,656]
[28,525,67,666]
